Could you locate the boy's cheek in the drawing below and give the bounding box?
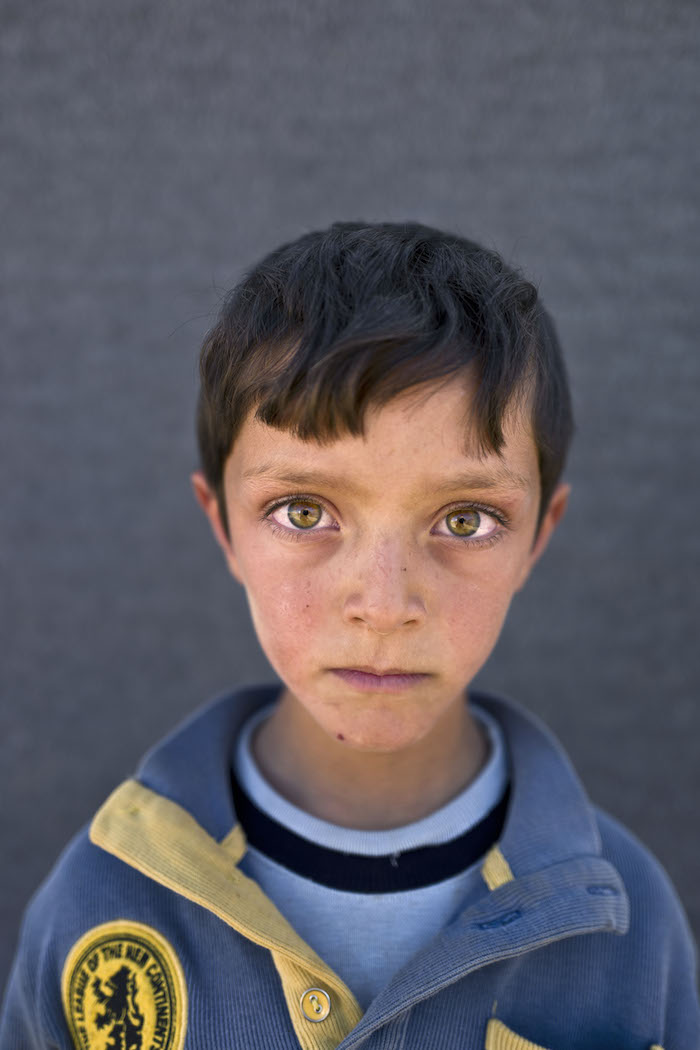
[244,576,319,655]
[441,591,515,664]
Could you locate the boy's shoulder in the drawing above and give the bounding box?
[593,801,697,963]
[595,801,685,914]
[473,690,698,963]
[4,685,281,972]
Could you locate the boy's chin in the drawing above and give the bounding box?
[331,730,422,753]
[280,677,470,753]
[320,708,449,754]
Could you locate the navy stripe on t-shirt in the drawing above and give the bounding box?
[230,770,511,893]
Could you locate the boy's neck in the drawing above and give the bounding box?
[250,689,490,830]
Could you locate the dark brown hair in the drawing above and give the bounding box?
[196,220,574,543]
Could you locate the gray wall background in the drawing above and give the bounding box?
[2,0,698,994]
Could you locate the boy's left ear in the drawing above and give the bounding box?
[514,482,571,592]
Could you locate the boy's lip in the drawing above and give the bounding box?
[334,665,425,676]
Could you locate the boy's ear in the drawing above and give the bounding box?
[514,481,571,593]
[190,471,244,585]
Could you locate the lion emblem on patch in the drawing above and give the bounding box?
[61,921,187,1050]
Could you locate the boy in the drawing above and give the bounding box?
[2,220,698,1050]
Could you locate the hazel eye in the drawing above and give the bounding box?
[441,507,499,541]
[279,499,324,530]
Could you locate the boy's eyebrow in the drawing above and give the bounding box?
[242,462,531,495]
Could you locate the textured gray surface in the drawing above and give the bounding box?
[2,0,699,995]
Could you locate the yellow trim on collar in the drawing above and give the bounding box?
[481,845,514,890]
[219,821,247,860]
[485,1020,665,1050]
[485,1018,550,1049]
[90,779,363,1050]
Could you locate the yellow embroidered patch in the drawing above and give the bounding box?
[61,920,187,1050]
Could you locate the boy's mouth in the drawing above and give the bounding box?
[331,668,430,692]
[338,665,422,676]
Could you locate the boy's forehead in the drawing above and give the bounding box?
[227,377,539,499]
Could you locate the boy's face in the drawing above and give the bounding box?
[192,374,569,753]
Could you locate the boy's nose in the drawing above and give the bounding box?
[342,537,426,632]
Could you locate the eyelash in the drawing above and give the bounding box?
[260,493,511,550]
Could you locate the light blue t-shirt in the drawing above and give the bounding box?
[233,700,509,1009]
